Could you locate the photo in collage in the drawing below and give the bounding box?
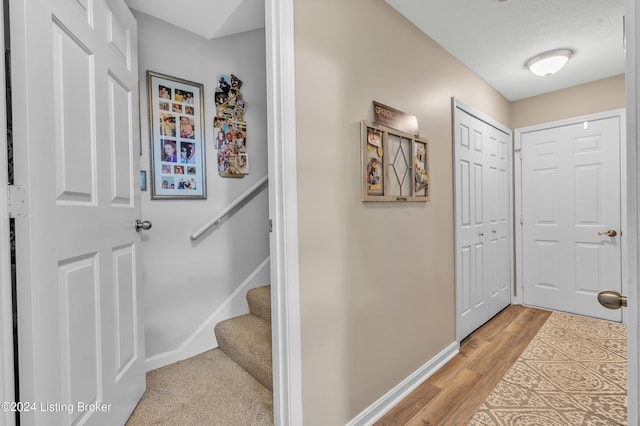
[414,141,429,196]
[214,74,248,177]
[148,71,206,199]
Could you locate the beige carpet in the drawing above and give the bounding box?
[470,311,627,426]
[126,348,273,426]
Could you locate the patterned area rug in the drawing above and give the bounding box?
[470,311,627,425]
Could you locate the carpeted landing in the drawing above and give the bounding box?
[470,311,627,425]
[125,348,273,426]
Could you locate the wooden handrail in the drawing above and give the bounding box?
[190,175,268,241]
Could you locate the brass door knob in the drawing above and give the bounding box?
[597,290,627,310]
[597,229,617,237]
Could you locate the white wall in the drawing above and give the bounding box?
[134,11,270,368]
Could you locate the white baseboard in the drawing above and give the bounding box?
[144,257,271,371]
[346,341,460,426]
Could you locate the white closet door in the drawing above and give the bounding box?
[454,101,512,341]
[520,116,622,322]
[485,126,512,318]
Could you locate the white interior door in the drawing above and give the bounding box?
[10,0,146,424]
[453,100,512,341]
[519,114,623,322]
[0,4,15,426]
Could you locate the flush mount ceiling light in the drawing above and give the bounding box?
[525,49,574,77]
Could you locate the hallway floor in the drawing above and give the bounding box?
[470,309,626,424]
[375,305,552,425]
[375,305,627,425]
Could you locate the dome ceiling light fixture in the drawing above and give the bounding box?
[525,48,575,77]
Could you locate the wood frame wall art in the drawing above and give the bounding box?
[361,121,429,202]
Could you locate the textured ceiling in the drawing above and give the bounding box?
[124,0,625,102]
[384,0,625,101]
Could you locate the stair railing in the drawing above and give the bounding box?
[190,175,268,241]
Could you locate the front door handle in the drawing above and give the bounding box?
[598,229,618,237]
[597,290,627,310]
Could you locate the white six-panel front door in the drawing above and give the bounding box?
[10,0,145,424]
[520,115,622,322]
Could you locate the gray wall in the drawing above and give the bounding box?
[134,11,270,365]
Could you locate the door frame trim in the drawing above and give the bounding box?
[0,1,16,424]
[265,0,304,424]
[513,109,627,321]
[452,98,514,343]
[623,1,638,422]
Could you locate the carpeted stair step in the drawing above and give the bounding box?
[247,285,271,323]
[215,313,272,391]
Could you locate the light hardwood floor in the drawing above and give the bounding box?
[375,305,552,426]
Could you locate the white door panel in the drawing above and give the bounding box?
[11,0,145,424]
[454,102,512,341]
[456,118,488,340]
[520,116,622,322]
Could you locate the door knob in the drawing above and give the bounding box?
[597,229,617,237]
[135,219,152,232]
[597,290,627,310]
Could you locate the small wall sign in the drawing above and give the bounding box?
[372,101,419,136]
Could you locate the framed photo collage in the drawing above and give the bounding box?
[147,71,206,199]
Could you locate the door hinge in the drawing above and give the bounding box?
[269,219,273,233]
[7,185,27,218]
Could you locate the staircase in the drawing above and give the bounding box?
[126,285,273,425]
[215,285,273,392]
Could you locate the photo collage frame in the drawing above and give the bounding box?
[148,71,206,199]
